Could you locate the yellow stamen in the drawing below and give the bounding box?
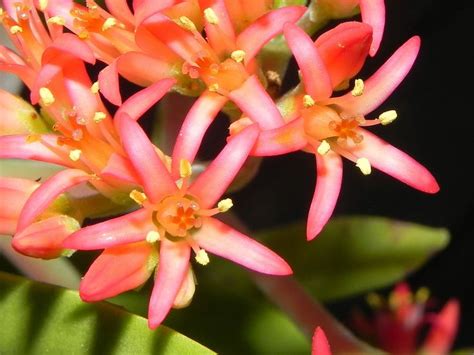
[69,149,82,161]
[351,78,364,96]
[303,94,315,108]
[90,81,100,94]
[26,134,41,143]
[179,159,192,178]
[10,25,23,34]
[39,0,48,11]
[39,87,55,106]
[129,190,147,205]
[230,50,246,63]
[317,140,331,155]
[356,158,371,175]
[177,16,197,32]
[93,111,107,123]
[203,8,219,25]
[379,110,398,125]
[208,83,219,92]
[415,287,430,303]
[266,70,282,86]
[217,198,233,212]
[102,17,118,31]
[366,292,383,309]
[146,230,161,243]
[195,249,210,265]
[47,16,65,25]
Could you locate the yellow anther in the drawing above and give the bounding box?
[39,87,55,106]
[69,149,82,161]
[10,25,23,34]
[93,111,107,123]
[129,190,147,205]
[356,157,372,175]
[178,16,197,32]
[195,249,210,265]
[366,292,383,309]
[179,159,192,178]
[230,50,246,63]
[102,17,118,31]
[303,94,315,108]
[26,134,41,143]
[47,16,65,25]
[90,81,100,94]
[266,70,282,86]
[146,230,161,243]
[203,8,219,25]
[208,83,219,92]
[217,198,233,212]
[351,78,364,96]
[415,287,430,303]
[379,110,398,125]
[39,0,48,10]
[317,140,331,155]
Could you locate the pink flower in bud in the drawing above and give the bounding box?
[252,23,438,240]
[63,115,292,329]
[312,327,332,355]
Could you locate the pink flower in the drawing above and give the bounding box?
[352,283,460,355]
[250,23,439,240]
[63,115,292,329]
[312,327,332,355]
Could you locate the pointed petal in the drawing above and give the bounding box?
[312,327,332,355]
[332,36,421,116]
[360,0,385,56]
[17,169,91,231]
[116,52,175,87]
[12,215,80,259]
[0,134,72,167]
[171,91,228,178]
[42,33,96,65]
[307,151,343,240]
[228,75,284,129]
[101,153,140,185]
[315,22,372,89]
[98,60,122,106]
[80,242,156,301]
[284,23,332,100]
[173,268,196,309]
[148,239,190,329]
[63,209,152,250]
[105,0,134,27]
[116,78,176,120]
[189,125,258,207]
[339,128,439,193]
[133,0,176,26]
[252,117,307,156]
[116,114,177,203]
[194,217,292,275]
[236,6,306,62]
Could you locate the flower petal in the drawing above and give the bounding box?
[42,33,96,65]
[360,0,385,56]
[80,242,156,301]
[283,23,332,101]
[236,6,306,62]
[116,78,176,120]
[116,113,177,203]
[338,128,439,193]
[98,60,122,106]
[116,52,175,87]
[307,150,343,240]
[148,239,190,329]
[104,0,134,27]
[63,209,151,250]
[194,217,292,275]
[101,152,140,185]
[17,169,91,231]
[171,90,228,178]
[312,327,332,355]
[228,75,284,129]
[332,36,421,116]
[252,117,307,156]
[189,124,258,208]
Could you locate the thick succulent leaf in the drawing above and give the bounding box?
[0,272,215,354]
[258,216,449,301]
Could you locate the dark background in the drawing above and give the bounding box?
[232,0,474,347]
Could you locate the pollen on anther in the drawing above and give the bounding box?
[317,140,331,155]
[179,159,192,178]
[69,149,82,161]
[102,17,118,31]
[204,8,219,25]
[356,157,371,175]
[26,134,41,143]
[39,0,48,10]
[90,81,100,94]
[93,111,106,123]
[146,230,160,243]
[208,83,219,92]
[351,79,364,96]
[195,249,210,265]
[39,87,55,106]
[218,198,233,212]
[130,190,147,205]
[47,16,65,25]
[379,110,397,125]
[303,95,315,108]
[177,16,197,32]
[10,25,23,34]
[231,50,246,63]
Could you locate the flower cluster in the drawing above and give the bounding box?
[1,0,439,329]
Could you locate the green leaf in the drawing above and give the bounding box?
[259,216,450,301]
[0,272,215,355]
